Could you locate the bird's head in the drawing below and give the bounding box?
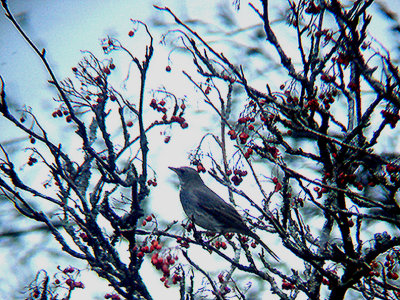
[169,166,204,187]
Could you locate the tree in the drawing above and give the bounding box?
[1,0,400,299]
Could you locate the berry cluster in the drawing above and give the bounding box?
[151,252,182,288]
[368,254,400,281]
[313,186,327,199]
[337,172,363,190]
[282,279,295,290]
[318,90,336,110]
[104,293,121,299]
[227,115,256,144]
[321,73,336,83]
[52,109,72,123]
[27,267,85,299]
[335,52,351,67]
[79,232,89,242]
[315,29,333,43]
[176,236,190,249]
[368,260,380,277]
[150,98,167,113]
[272,177,282,193]
[195,163,206,173]
[227,129,237,140]
[244,147,253,159]
[147,179,157,187]
[260,113,276,126]
[381,110,400,129]
[386,163,400,183]
[141,214,155,227]
[27,155,38,166]
[385,254,399,280]
[58,266,85,291]
[239,132,249,144]
[134,238,163,259]
[214,273,232,296]
[221,74,236,84]
[213,240,227,250]
[150,99,188,129]
[305,98,319,112]
[230,169,248,186]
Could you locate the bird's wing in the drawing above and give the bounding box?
[193,186,249,233]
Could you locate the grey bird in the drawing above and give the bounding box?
[169,166,279,261]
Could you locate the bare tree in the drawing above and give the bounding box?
[1,0,400,299]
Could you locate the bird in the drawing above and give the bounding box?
[169,166,279,261]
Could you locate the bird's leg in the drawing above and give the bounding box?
[204,232,221,244]
[188,222,214,253]
[191,224,203,243]
[185,216,204,243]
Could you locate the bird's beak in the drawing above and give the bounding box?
[168,166,178,173]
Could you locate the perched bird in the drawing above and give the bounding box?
[169,166,279,261]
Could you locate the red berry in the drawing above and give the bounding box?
[128,31,134,37]
[66,278,74,286]
[165,66,171,72]
[239,132,249,144]
[228,129,237,140]
[389,272,399,280]
[238,117,247,124]
[197,164,206,173]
